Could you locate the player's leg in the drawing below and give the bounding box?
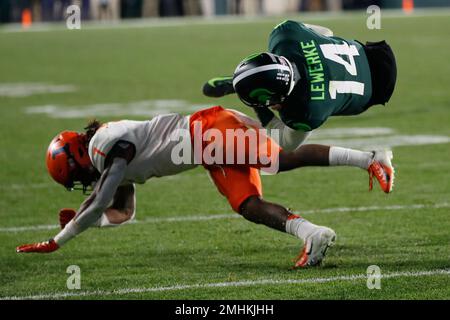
[202,76,235,98]
[277,144,394,193]
[214,112,394,193]
[196,107,337,266]
[194,107,394,193]
[207,165,335,267]
[240,195,336,268]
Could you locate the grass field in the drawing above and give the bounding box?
[0,10,449,300]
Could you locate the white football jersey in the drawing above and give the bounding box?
[88,114,196,184]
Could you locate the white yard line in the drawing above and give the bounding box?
[0,173,205,190]
[1,202,448,233]
[24,100,209,119]
[310,135,450,150]
[0,83,77,97]
[2,268,449,300]
[3,183,55,190]
[311,127,395,139]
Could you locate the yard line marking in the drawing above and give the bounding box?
[302,202,450,214]
[0,224,60,232]
[24,100,208,119]
[2,269,449,300]
[1,202,449,233]
[0,176,201,191]
[311,127,395,139]
[0,173,206,190]
[4,183,55,190]
[140,214,234,223]
[310,135,450,150]
[0,83,77,97]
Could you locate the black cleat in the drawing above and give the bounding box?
[202,76,235,98]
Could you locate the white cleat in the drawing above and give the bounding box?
[368,150,395,193]
[293,226,336,268]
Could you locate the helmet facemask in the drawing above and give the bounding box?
[68,160,99,194]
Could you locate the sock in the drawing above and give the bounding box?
[329,146,374,170]
[285,215,318,240]
[54,219,80,246]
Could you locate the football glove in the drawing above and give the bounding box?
[59,208,76,229]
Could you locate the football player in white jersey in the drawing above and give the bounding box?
[17,106,394,268]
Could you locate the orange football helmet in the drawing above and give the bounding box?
[46,131,97,192]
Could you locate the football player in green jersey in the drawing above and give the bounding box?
[204,20,396,131]
[203,20,396,193]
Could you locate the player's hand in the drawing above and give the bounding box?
[16,239,59,253]
[59,208,76,229]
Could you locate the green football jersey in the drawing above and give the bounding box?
[268,20,373,130]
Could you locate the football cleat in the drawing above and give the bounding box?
[202,76,235,98]
[16,239,59,253]
[293,226,336,268]
[59,208,76,229]
[368,150,395,193]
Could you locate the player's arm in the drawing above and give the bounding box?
[265,116,311,151]
[252,107,311,151]
[67,141,136,228]
[16,142,135,253]
[16,157,127,253]
[59,183,136,229]
[102,184,136,225]
[304,23,334,37]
